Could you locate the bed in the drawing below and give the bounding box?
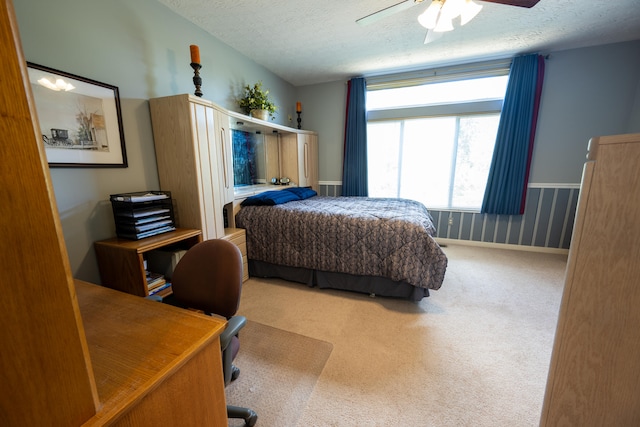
[234,187,447,301]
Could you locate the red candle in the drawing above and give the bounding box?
[190,45,200,64]
[296,102,302,113]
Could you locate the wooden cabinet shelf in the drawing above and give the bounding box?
[94,228,202,297]
[150,94,319,240]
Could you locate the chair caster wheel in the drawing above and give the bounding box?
[231,365,240,382]
[245,410,258,427]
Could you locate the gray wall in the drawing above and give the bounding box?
[298,40,640,184]
[15,0,298,283]
[531,41,640,184]
[297,81,347,183]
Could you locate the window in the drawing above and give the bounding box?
[367,73,508,211]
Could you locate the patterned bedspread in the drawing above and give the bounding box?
[235,196,447,291]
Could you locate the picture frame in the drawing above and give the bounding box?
[26,62,128,168]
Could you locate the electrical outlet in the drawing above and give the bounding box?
[448,217,453,226]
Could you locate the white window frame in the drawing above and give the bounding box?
[365,59,511,211]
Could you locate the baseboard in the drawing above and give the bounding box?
[435,238,570,255]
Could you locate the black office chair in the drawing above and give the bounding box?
[166,239,257,427]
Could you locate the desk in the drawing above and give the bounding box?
[75,280,228,426]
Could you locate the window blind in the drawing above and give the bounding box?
[365,58,512,90]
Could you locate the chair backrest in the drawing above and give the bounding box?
[170,239,243,318]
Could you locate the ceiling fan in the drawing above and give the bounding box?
[356,0,540,43]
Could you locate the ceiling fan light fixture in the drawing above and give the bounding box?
[434,16,454,32]
[460,0,482,25]
[418,0,443,29]
[424,28,444,44]
[440,0,465,20]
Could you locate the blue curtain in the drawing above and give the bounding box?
[481,54,545,215]
[342,77,368,196]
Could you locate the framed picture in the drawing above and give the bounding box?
[26,62,128,168]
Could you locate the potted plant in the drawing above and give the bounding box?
[238,81,277,120]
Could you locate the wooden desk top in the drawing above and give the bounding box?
[75,280,226,425]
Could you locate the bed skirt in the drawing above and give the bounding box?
[249,259,430,302]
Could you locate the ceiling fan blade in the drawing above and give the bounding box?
[480,0,540,7]
[356,0,422,26]
[424,29,443,44]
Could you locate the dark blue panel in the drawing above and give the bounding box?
[495,215,509,243]
[548,189,570,248]
[471,213,483,241]
[483,214,497,242]
[431,211,444,238]
[508,214,523,245]
[460,212,473,240]
[449,212,462,239]
[521,188,540,246]
[534,189,554,247]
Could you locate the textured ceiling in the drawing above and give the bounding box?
[156,0,640,86]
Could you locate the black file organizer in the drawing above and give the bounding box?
[110,191,176,240]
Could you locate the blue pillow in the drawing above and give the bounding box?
[283,187,317,200]
[240,190,300,206]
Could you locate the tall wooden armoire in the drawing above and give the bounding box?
[540,133,640,426]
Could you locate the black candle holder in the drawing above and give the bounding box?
[296,112,302,129]
[190,62,203,97]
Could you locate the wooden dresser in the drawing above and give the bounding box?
[540,133,640,426]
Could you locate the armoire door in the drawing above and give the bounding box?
[214,108,234,205]
[540,133,640,426]
[191,102,224,240]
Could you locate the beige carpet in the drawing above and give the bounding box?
[226,320,333,427]
[233,244,568,426]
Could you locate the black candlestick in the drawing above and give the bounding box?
[190,62,203,97]
[296,112,301,129]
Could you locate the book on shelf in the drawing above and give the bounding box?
[148,280,167,292]
[148,282,172,296]
[146,271,166,290]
